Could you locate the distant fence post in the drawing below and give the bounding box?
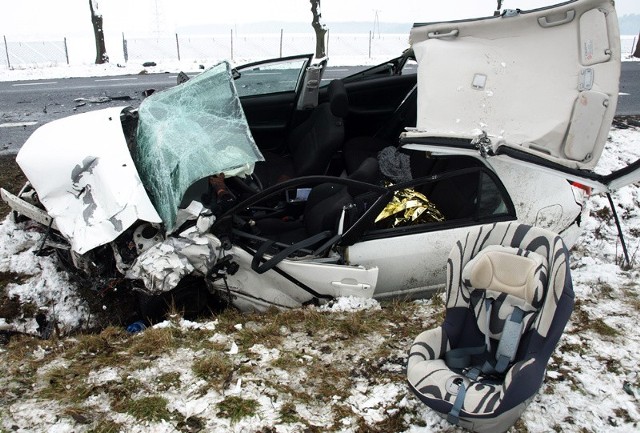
[175,33,181,61]
[279,28,283,58]
[63,37,69,64]
[3,35,10,69]
[368,31,372,58]
[230,29,234,60]
[122,32,128,62]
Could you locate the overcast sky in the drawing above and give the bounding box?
[1,0,638,38]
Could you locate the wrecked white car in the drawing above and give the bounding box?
[2,0,638,315]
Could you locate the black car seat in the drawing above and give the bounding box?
[343,85,417,174]
[254,79,349,187]
[407,222,574,433]
[255,157,380,246]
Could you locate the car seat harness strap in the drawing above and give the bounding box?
[495,306,525,373]
[447,380,468,425]
[445,305,526,380]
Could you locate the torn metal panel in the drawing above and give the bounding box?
[135,61,264,231]
[16,107,161,254]
[409,0,620,170]
[126,229,222,294]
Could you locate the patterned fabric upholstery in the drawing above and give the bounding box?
[407,222,574,433]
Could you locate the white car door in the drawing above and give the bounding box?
[345,165,517,300]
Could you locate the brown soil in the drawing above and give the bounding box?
[0,154,26,219]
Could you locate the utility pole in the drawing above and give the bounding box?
[373,10,380,39]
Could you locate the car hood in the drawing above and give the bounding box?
[407,0,620,171]
[16,107,162,254]
[15,61,263,254]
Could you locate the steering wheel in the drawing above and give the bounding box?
[228,173,263,195]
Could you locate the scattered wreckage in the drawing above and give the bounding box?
[2,0,638,318]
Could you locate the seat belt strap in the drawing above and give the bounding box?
[444,346,486,370]
[495,307,525,373]
[447,382,468,425]
[484,298,492,351]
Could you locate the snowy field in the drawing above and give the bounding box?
[0,34,636,82]
[0,123,639,431]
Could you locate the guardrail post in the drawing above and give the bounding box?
[64,37,69,64]
[175,33,181,61]
[279,28,283,58]
[3,35,10,69]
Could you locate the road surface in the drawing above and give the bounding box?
[0,62,637,155]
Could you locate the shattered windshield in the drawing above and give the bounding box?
[135,61,264,230]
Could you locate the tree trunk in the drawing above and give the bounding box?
[310,0,327,58]
[89,0,109,64]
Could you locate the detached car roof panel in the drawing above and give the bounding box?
[409,0,620,170]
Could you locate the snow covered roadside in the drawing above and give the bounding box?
[0,126,639,432]
[0,34,636,83]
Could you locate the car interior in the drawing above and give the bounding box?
[135,53,515,269]
[159,53,515,270]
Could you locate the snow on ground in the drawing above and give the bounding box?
[0,34,636,83]
[0,128,639,432]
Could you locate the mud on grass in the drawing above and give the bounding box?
[0,154,26,219]
[0,271,37,321]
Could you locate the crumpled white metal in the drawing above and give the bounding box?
[16,107,161,254]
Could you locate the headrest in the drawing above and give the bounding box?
[348,157,379,183]
[328,79,349,118]
[462,245,546,305]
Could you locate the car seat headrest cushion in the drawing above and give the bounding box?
[462,245,546,305]
[328,80,349,118]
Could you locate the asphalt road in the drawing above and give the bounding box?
[0,66,372,154]
[0,62,637,155]
[618,62,640,116]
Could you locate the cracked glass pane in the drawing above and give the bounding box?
[135,61,264,230]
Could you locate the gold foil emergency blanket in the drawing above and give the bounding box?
[375,187,445,228]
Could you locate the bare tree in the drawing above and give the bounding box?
[310,0,327,58]
[89,0,109,64]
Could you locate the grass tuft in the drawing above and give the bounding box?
[87,418,124,433]
[119,395,172,422]
[128,327,176,356]
[216,396,259,423]
[278,401,301,424]
[192,353,233,389]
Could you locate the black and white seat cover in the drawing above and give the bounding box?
[407,222,574,433]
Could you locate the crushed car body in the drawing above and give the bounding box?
[12,107,162,254]
[2,0,638,315]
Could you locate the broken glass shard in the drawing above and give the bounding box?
[135,61,264,230]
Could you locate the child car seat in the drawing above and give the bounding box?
[407,222,574,433]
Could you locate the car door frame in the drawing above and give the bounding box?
[236,54,314,152]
